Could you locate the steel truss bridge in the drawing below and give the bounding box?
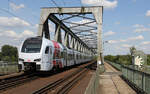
[37,6,103,63]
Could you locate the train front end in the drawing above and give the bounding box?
[18,37,42,72]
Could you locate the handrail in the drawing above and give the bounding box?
[107,60,149,94]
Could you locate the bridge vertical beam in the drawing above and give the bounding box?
[79,43,82,52]
[92,7,103,64]
[80,45,82,52]
[83,46,85,53]
[54,24,62,43]
[64,32,70,48]
[74,40,77,50]
[77,42,80,52]
[39,19,50,39]
[70,37,75,49]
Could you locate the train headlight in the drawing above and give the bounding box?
[19,58,24,61]
[34,58,41,62]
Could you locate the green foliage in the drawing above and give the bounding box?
[0,52,2,61]
[104,55,132,65]
[147,55,150,65]
[2,56,11,62]
[105,54,150,66]
[0,45,18,62]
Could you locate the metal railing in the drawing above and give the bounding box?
[0,62,18,75]
[84,64,105,94]
[107,61,150,94]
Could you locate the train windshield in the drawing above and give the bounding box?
[21,37,42,53]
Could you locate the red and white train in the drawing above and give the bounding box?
[18,36,94,72]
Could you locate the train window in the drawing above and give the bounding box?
[21,37,42,53]
[45,46,49,54]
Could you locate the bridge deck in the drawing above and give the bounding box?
[98,62,136,94]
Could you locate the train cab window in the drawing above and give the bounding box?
[21,37,42,53]
[45,46,49,54]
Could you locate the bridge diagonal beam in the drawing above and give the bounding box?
[62,20,96,29]
[67,14,96,21]
[74,29,97,34]
[61,14,80,21]
[72,28,97,33]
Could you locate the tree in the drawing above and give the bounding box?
[1,45,18,62]
[104,55,132,65]
[147,55,150,65]
[130,46,136,55]
[2,56,11,62]
[0,52,2,61]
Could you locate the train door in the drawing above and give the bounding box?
[64,49,67,67]
[43,46,53,70]
[73,50,76,65]
[42,46,50,69]
[49,46,53,64]
[43,46,50,63]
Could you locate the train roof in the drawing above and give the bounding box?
[25,36,42,41]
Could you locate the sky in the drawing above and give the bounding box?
[0,0,150,55]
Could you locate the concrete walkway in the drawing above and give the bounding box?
[98,63,136,94]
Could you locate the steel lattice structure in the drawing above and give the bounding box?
[38,6,103,62]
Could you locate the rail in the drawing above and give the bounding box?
[107,60,150,94]
[32,62,95,94]
[0,73,38,92]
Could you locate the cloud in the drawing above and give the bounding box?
[81,0,118,9]
[107,35,144,45]
[133,24,144,28]
[133,24,150,33]
[107,40,118,44]
[0,30,36,50]
[104,31,115,36]
[141,41,150,45]
[10,2,25,11]
[134,28,150,33]
[0,30,35,39]
[0,17,30,28]
[146,10,150,17]
[21,30,35,36]
[122,44,131,48]
[2,30,18,38]
[35,24,39,28]
[114,21,120,25]
[128,35,144,41]
[120,39,127,42]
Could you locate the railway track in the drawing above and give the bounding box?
[32,62,95,94]
[0,73,38,92]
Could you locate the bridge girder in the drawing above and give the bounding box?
[38,6,103,60]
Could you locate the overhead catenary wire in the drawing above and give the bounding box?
[50,0,60,8]
[8,0,10,11]
[0,8,35,26]
[6,0,40,26]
